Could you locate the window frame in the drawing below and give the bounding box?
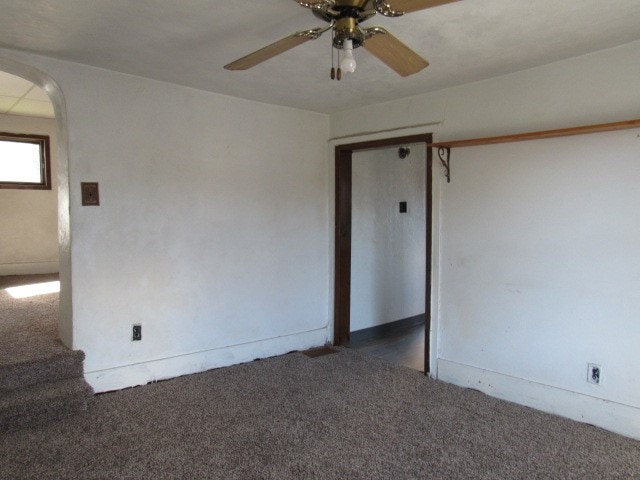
[0,132,52,190]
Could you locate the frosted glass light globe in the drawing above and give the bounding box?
[340,39,356,73]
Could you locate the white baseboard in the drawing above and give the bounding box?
[437,358,640,440]
[0,261,59,276]
[85,328,328,393]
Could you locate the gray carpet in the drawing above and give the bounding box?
[0,348,638,479]
[0,274,67,367]
[1,274,93,429]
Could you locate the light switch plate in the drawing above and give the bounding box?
[81,182,100,206]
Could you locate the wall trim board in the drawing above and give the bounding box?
[350,314,425,344]
[328,121,442,142]
[437,359,640,440]
[0,261,59,276]
[429,118,640,149]
[85,328,328,393]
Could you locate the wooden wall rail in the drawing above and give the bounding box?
[428,118,640,149]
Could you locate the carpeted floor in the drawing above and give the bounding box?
[1,274,91,429]
[0,274,66,367]
[0,348,638,479]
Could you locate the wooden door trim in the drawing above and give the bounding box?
[334,147,352,346]
[333,133,433,373]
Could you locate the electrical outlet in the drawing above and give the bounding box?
[132,324,142,341]
[587,363,601,385]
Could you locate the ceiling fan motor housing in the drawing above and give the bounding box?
[333,16,365,49]
[312,0,375,49]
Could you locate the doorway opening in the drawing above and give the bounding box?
[333,133,433,373]
[0,60,72,359]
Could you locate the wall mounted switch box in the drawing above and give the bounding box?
[81,182,100,206]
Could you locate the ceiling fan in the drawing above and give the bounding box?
[224,0,460,78]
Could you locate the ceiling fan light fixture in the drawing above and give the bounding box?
[332,16,365,49]
[226,0,449,75]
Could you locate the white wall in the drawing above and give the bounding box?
[0,48,330,392]
[0,113,58,275]
[350,143,426,332]
[331,41,640,141]
[439,130,640,438]
[331,40,640,439]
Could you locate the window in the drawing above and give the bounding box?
[0,132,51,190]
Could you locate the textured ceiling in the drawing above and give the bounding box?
[0,70,54,118]
[0,0,639,114]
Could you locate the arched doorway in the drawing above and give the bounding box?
[0,57,72,348]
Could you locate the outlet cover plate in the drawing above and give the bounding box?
[587,363,601,385]
[132,324,142,341]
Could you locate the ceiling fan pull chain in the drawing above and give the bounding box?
[331,31,336,80]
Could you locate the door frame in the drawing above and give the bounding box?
[333,133,433,373]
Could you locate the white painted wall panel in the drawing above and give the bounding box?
[0,50,330,389]
[439,130,640,409]
[63,70,329,377]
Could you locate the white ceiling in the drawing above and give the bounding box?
[0,0,639,114]
[0,70,54,118]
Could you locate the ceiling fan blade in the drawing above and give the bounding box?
[293,0,332,5]
[363,27,428,76]
[224,31,316,71]
[385,0,461,14]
